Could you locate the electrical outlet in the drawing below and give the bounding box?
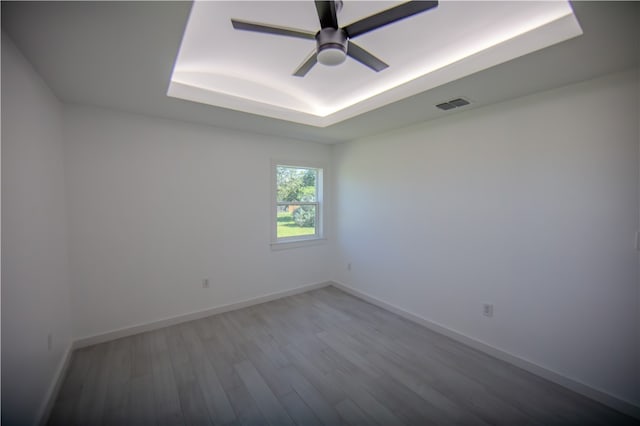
[347,263,352,271]
[202,278,210,289]
[47,333,53,351]
[483,304,494,317]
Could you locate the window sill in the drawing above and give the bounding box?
[270,238,327,251]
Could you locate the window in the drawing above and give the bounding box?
[272,163,323,245]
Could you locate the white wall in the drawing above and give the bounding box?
[1,34,73,424]
[333,69,640,406]
[63,105,333,339]
[3,24,637,422]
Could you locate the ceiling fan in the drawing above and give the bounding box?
[231,0,438,77]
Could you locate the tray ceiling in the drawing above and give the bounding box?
[3,2,637,143]
[169,1,582,126]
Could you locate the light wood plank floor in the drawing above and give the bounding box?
[48,286,637,425]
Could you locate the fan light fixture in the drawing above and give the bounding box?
[316,27,347,66]
[317,47,347,65]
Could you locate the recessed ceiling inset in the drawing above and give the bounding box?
[168,1,582,127]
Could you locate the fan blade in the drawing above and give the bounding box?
[344,1,438,39]
[347,42,388,72]
[231,19,315,40]
[293,49,318,77]
[315,0,338,29]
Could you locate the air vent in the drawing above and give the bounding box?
[436,102,456,111]
[449,98,470,107]
[436,97,471,111]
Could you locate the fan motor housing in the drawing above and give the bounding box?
[316,28,347,66]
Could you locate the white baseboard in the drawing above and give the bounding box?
[38,344,73,425]
[73,281,331,349]
[61,279,639,420]
[330,281,640,420]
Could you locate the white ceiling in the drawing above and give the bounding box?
[170,1,581,126]
[2,1,638,143]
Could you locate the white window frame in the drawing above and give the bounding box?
[271,160,325,249]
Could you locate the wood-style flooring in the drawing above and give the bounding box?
[48,286,637,425]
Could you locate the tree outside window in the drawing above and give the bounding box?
[275,165,321,240]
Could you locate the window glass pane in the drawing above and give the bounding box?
[276,204,316,238]
[276,166,317,203]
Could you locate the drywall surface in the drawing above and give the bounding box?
[64,106,333,339]
[333,69,640,405]
[1,34,73,424]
